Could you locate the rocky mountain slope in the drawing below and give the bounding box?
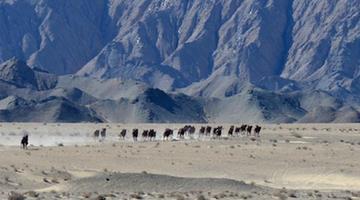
[0,0,359,122]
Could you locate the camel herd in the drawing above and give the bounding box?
[19,124,262,148]
[93,124,262,142]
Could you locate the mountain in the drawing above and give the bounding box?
[0,59,208,123]
[0,58,57,90]
[0,95,102,122]
[90,88,206,123]
[0,59,358,123]
[0,0,359,123]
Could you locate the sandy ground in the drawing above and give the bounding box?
[0,123,360,199]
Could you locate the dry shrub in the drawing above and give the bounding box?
[169,193,185,200]
[8,192,25,200]
[129,193,143,199]
[291,132,302,138]
[94,195,106,200]
[197,194,207,200]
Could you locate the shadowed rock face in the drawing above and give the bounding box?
[141,88,178,113]
[0,58,37,89]
[0,58,57,90]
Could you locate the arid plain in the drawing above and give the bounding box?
[0,123,359,200]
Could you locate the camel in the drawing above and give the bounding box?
[228,126,234,136]
[164,128,173,140]
[254,125,261,137]
[100,128,106,138]
[240,125,247,135]
[149,129,156,140]
[187,126,196,138]
[177,128,185,139]
[247,125,253,136]
[213,126,223,138]
[142,130,149,140]
[21,135,28,149]
[132,129,139,141]
[120,129,127,139]
[93,130,100,138]
[234,127,241,135]
[199,126,206,136]
[205,126,212,136]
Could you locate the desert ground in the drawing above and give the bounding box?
[0,123,359,200]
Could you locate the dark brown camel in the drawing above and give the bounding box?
[254,125,261,137]
[132,129,139,141]
[240,125,247,135]
[228,126,234,137]
[247,125,253,136]
[120,129,127,139]
[149,129,156,140]
[205,126,212,136]
[234,127,241,135]
[21,135,28,149]
[199,126,206,136]
[93,130,100,138]
[164,128,173,140]
[213,126,223,138]
[177,128,185,139]
[142,130,149,140]
[100,128,106,138]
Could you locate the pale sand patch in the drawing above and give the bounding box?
[36,184,65,192]
[278,173,360,190]
[302,136,316,139]
[68,170,98,178]
[289,140,308,144]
